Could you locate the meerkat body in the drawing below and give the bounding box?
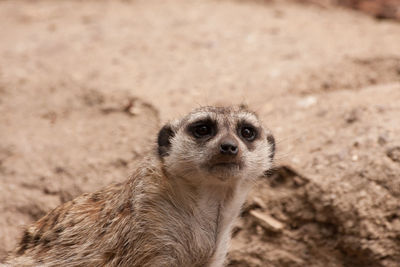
[6,106,275,267]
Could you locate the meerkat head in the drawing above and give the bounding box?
[157,106,275,185]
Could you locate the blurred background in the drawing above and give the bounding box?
[1,0,400,266]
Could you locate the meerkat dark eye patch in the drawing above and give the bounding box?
[187,119,216,140]
[157,124,175,157]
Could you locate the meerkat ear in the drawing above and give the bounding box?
[157,124,176,157]
[267,134,275,160]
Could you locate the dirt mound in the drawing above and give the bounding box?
[227,83,400,267]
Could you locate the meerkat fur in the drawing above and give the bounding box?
[5,106,275,267]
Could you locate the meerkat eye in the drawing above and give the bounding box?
[240,126,257,141]
[193,124,212,138]
[188,119,217,139]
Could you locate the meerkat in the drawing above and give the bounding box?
[5,106,275,267]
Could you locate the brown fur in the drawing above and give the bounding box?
[5,106,275,267]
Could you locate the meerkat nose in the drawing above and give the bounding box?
[220,141,239,155]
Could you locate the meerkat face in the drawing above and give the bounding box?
[158,106,275,184]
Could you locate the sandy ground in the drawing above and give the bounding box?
[1,0,400,266]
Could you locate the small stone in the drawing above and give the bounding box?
[353,141,360,148]
[251,197,267,209]
[346,109,359,124]
[378,136,387,146]
[250,210,284,232]
[123,99,140,116]
[297,96,317,108]
[387,147,400,163]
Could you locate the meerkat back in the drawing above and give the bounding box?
[5,106,275,267]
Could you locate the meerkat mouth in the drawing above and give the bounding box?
[208,160,243,173]
[207,154,243,170]
[207,162,242,182]
[213,162,240,168]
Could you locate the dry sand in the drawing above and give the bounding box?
[1,0,400,266]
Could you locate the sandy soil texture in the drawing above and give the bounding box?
[1,0,400,266]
